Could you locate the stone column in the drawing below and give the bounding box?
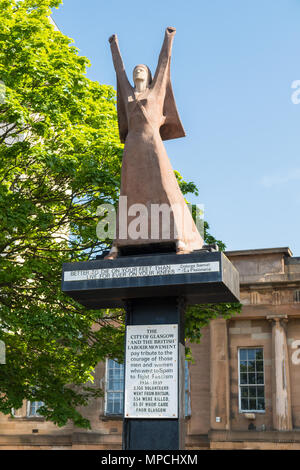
[267,315,292,431]
[210,318,230,430]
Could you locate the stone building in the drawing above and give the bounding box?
[1,246,300,450]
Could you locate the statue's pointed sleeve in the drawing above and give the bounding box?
[160,79,185,141]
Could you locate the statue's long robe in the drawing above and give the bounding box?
[110,29,203,252]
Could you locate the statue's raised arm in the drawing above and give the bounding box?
[151,27,176,92]
[109,34,132,143]
[152,27,185,141]
[109,33,132,95]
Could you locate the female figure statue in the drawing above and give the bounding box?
[106,27,203,258]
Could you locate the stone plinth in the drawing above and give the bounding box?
[61,250,240,309]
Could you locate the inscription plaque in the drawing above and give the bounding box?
[64,261,220,282]
[124,324,178,419]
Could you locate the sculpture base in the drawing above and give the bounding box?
[62,250,240,309]
[61,247,240,451]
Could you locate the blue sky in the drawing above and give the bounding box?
[52,0,300,255]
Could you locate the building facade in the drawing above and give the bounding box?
[1,247,300,450]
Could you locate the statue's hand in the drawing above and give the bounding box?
[109,34,117,44]
[166,26,176,35]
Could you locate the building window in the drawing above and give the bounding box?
[294,290,300,303]
[185,360,191,417]
[238,348,265,412]
[105,359,124,416]
[105,359,191,417]
[27,401,44,417]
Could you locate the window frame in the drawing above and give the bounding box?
[238,347,265,414]
[294,290,300,303]
[185,360,191,418]
[104,358,125,417]
[26,400,44,418]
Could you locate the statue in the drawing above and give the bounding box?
[106,27,203,259]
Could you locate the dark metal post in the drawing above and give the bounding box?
[123,296,186,450]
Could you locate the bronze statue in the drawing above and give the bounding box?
[106,27,203,258]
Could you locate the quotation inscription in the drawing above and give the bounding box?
[64,261,219,282]
[124,324,178,419]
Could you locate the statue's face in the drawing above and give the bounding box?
[133,65,149,85]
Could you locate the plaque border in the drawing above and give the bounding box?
[124,324,178,419]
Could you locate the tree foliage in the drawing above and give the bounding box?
[0,0,241,428]
[0,0,125,428]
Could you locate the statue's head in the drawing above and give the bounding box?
[133,64,152,88]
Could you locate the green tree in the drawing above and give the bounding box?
[0,0,125,428]
[0,0,240,428]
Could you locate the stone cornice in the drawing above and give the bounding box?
[226,247,293,258]
[240,280,300,290]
